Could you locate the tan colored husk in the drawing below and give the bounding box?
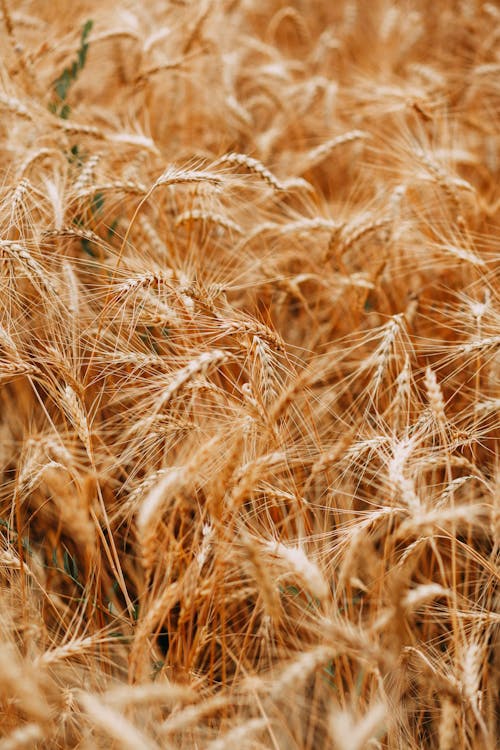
[0,2,498,748]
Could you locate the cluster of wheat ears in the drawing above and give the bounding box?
[0,0,498,748]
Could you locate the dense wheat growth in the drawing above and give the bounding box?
[0,0,499,747]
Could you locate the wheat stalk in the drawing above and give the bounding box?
[0,2,498,747]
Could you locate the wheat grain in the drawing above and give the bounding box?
[425,366,447,428]
[215,152,309,192]
[330,703,386,750]
[175,209,243,234]
[78,692,159,750]
[9,178,30,224]
[239,529,281,620]
[0,723,44,750]
[264,541,329,601]
[74,155,100,193]
[102,682,195,708]
[461,640,482,711]
[157,350,227,409]
[0,93,32,119]
[159,695,232,735]
[155,166,224,189]
[137,467,185,572]
[299,129,368,172]
[459,336,500,355]
[268,646,334,698]
[402,583,449,611]
[76,180,147,199]
[268,6,310,45]
[0,241,57,294]
[388,436,420,511]
[61,385,91,449]
[205,717,268,750]
[438,697,458,750]
[0,2,498,747]
[35,634,104,667]
[0,645,50,723]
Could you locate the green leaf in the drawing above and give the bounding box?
[107,217,120,239]
[280,584,301,597]
[91,191,105,215]
[321,660,338,691]
[81,19,93,41]
[355,668,366,696]
[364,296,374,311]
[49,20,93,118]
[21,537,33,555]
[63,550,79,581]
[152,660,164,679]
[68,144,85,166]
[55,69,71,100]
[60,104,71,120]
[78,43,89,71]
[81,238,97,257]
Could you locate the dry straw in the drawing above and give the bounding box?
[0,1,498,748]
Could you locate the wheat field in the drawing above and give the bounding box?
[0,1,499,747]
